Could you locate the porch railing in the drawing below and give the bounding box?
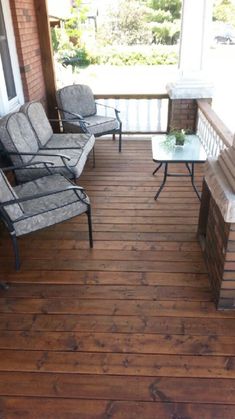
[94,94,233,157]
[196,100,233,158]
[94,93,169,134]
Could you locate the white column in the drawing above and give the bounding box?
[179,0,213,77]
[166,0,214,99]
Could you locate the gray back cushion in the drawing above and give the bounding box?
[57,84,97,119]
[20,102,53,146]
[0,170,23,221]
[0,112,39,164]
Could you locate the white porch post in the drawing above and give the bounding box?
[167,0,214,99]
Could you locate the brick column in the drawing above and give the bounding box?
[198,179,235,310]
[167,99,197,132]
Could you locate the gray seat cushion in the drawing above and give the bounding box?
[46,132,93,150]
[13,173,89,236]
[20,102,53,147]
[57,84,97,118]
[63,115,119,136]
[16,133,95,182]
[0,112,39,166]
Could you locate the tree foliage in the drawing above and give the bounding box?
[213,0,235,26]
[151,20,180,44]
[64,0,88,47]
[147,0,182,20]
[98,0,182,46]
[146,9,173,23]
[98,0,151,45]
[145,0,181,44]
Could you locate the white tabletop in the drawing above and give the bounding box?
[152,134,207,163]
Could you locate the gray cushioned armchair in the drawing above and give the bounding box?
[56,84,123,152]
[0,164,93,270]
[0,111,95,183]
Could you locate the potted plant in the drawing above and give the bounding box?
[167,129,186,146]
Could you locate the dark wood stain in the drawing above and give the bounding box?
[0,139,235,418]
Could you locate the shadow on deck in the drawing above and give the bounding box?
[0,139,235,418]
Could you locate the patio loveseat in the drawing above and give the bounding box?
[0,103,95,183]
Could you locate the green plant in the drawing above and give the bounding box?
[167,129,186,145]
[87,45,178,66]
[151,20,180,44]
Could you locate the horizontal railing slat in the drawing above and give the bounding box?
[94,93,169,100]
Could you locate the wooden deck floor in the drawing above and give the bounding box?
[1,139,235,418]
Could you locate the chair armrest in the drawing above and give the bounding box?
[56,106,84,121]
[37,152,74,175]
[95,102,121,124]
[2,184,86,207]
[2,151,71,160]
[95,102,120,113]
[41,146,82,150]
[56,107,90,132]
[1,161,55,172]
[37,151,71,161]
[1,150,73,175]
[1,161,55,176]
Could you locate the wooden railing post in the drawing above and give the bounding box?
[34,0,59,131]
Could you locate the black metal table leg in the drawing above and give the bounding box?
[152,162,163,176]
[154,162,168,200]
[185,162,201,200]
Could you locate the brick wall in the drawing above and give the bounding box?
[168,99,197,133]
[10,0,46,103]
[198,179,235,310]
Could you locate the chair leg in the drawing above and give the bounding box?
[86,207,93,248]
[119,130,122,153]
[10,232,20,271]
[92,146,96,168]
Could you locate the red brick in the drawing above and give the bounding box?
[10,0,46,102]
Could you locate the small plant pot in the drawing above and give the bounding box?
[175,138,185,146]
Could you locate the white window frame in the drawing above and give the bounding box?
[0,0,24,116]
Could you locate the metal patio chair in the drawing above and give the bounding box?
[0,163,93,270]
[56,84,123,152]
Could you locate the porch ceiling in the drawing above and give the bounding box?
[0,138,235,417]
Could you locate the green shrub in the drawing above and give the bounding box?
[88,45,178,66]
[151,21,180,44]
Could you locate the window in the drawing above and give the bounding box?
[0,0,24,116]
